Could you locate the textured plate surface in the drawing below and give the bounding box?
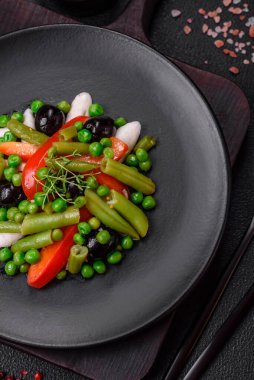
[0,25,229,347]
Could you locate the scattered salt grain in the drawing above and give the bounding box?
[183,25,192,35]
[171,9,181,18]
[243,59,250,64]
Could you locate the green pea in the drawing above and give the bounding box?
[96,230,110,245]
[93,260,106,274]
[0,247,13,262]
[130,191,144,205]
[8,154,22,168]
[47,147,57,158]
[73,233,85,245]
[36,167,49,181]
[52,198,67,213]
[96,185,110,197]
[4,131,16,142]
[74,196,86,209]
[7,207,19,221]
[11,111,24,123]
[100,138,112,148]
[78,222,92,235]
[103,147,114,159]
[136,148,149,162]
[139,159,152,172]
[74,121,83,131]
[78,129,92,143]
[5,261,17,276]
[0,115,10,128]
[13,251,25,266]
[142,195,156,210]
[125,154,139,167]
[20,263,30,273]
[114,117,127,128]
[4,167,16,181]
[81,264,94,279]
[57,100,71,114]
[31,100,44,113]
[18,200,30,214]
[25,249,40,264]
[14,212,25,224]
[88,217,101,230]
[88,103,104,117]
[86,176,98,189]
[107,251,123,265]
[0,208,7,221]
[89,142,104,157]
[34,192,47,207]
[121,236,134,250]
[12,173,22,187]
[27,202,39,215]
[52,229,63,241]
[56,269,67,280]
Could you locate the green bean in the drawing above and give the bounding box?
[110,190,148,237]
[45,158,99,173]
[7,119,48,145]
[0,157,6,180]
[0,221,22,233]
[85,189,139,239]
[21,207,80,235]
[67,245,88,274]
[134,135,156,152]
[53,142,90,155]
[101,158,155,195]
[59,125,78,141]
[11,230,54,253]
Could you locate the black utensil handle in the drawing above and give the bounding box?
[164,216,254,380]
[105,0,160,45]
[183,281,254,380]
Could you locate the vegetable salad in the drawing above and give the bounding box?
[0,93,156,288]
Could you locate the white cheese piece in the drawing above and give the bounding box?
[115,121,141,152]
[0,233,23,249]
[66,92,92,122]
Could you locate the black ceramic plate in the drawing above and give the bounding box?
[0,25,229,348]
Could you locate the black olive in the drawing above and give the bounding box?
[0,182,26,208]
[83,116,115,142]
[67,179,84,199]
[87,228,119,261]
[35,105,65,136]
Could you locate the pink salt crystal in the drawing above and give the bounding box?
[246,41,251,46]
[171,9,182,18]
[202,24,209,33]
[215,26,222,32]
[187,18,193,23]
[229,7,243,14]
[252,55,254,62]
[198,8,206,15]
[227,38,234,44]
[204,60,208,64]
[183,25,192,35]
[239,31,245,38]
[249,25,254,37]
[233,0,241,3]
[223,32,228,38]
[243,59,250,64]
[223,0,232,6]
[204,15,208,19]
[214,16,221,23]
[216,7,222,13]
[207,29,213,36]
[229,66,240,74]
[212,31,218,38]
[241,49,247,54]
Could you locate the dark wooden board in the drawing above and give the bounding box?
[0,0,250,379]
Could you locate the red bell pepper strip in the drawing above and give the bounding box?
[93,170,129,198]
[22,116,89,200]
[76,136,128,165]
[0,142,38,161]
[27,206,91,289]
[27,225,77,289]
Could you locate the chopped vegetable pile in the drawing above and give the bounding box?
[0,93,157,288]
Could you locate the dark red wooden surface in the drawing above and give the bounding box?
[0,0,250,379]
